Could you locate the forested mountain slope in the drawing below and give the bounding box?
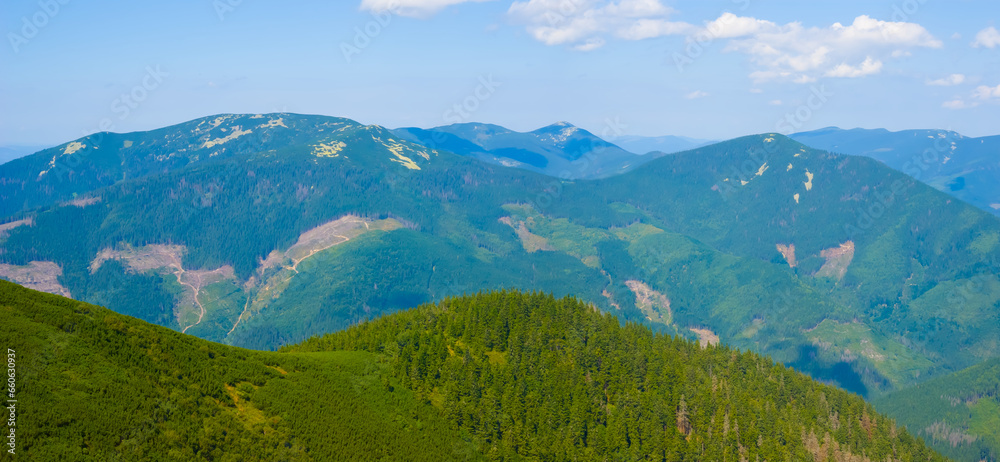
[876,358,1000,461]
[0,113,363,218]
[0,280,947,461]
[0,278,479,461]
[791,127,1000,217]
[0,114,998,400]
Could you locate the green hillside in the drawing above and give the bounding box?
[791,127,1000,217]
[0,279,478,461]
[1,114,998,400]
[876,358,1000,461]
[0,280,946,461]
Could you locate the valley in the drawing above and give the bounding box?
[0,280,948,461]
[0,113,997,460]
[6,2,998,460]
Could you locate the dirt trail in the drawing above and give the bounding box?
[227,297,254,336]
[288,234,352,272]
[178,267,231,334]
[226,217,392,338]
[89,245,233,334]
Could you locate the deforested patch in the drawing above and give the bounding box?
[64,196,101,208]
[776,243,797,268]
[282,216,398,272]
[89,243,236,333]
[0,261,71,297]
[499,216,553,253]
[228,216,401,337]
[625,280,672,324]
[689,327,720,348]
[815,241,855,281]
[0,218,33,238]
[90,244,187,274]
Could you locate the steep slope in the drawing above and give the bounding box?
[876,358,1000,461]
[289,290,947,461]
[0,118,614,350]
[1,115,998,399]
[0,113,362,218]
[2,281,947,461]
[0,279,479,461]
[791,127,1000,216]
[548,134,1000,390]
[393,121,654,179]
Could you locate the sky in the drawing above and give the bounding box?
[1,0,998,146]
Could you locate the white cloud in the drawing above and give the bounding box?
[749,88,763,94]
[972,27,1000,48]
[926,74,966,86]
[685,90,709,99]
[507,0,693,49]
[768,99,782,106]
[942,99,970,109]
[700,12,775,39]
[506,9,941,80]
[825,57,883,78]
[359,0,490,18]
[574,37,605,51]
[720,15,940,83]
[489,3,942,81]
[940,83,1000,109]
[974,84,1000,100]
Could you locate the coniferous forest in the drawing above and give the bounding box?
[1,279,945,461]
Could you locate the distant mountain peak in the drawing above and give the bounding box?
[532,121,577,133]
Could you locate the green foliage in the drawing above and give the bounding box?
[290,290,947,461]
[876,358,1000,461]
[0,279,478,461]
[2,116,999,402]
[230,228,609,349]
[1,280,949,461]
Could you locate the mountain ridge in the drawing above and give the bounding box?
[790,126,1000,217]
[0,279,949,461]
[1,114,997,400]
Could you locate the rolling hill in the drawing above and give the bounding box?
[0,279,948,461]
[0,113,998,403]
[790,127,1000,217]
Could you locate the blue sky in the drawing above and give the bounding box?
[1,0,998,146]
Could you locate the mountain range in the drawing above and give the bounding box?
[791,127,1000,217]
[0,280,947,461]
[391,121,659,179]
[1,113,998,460]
